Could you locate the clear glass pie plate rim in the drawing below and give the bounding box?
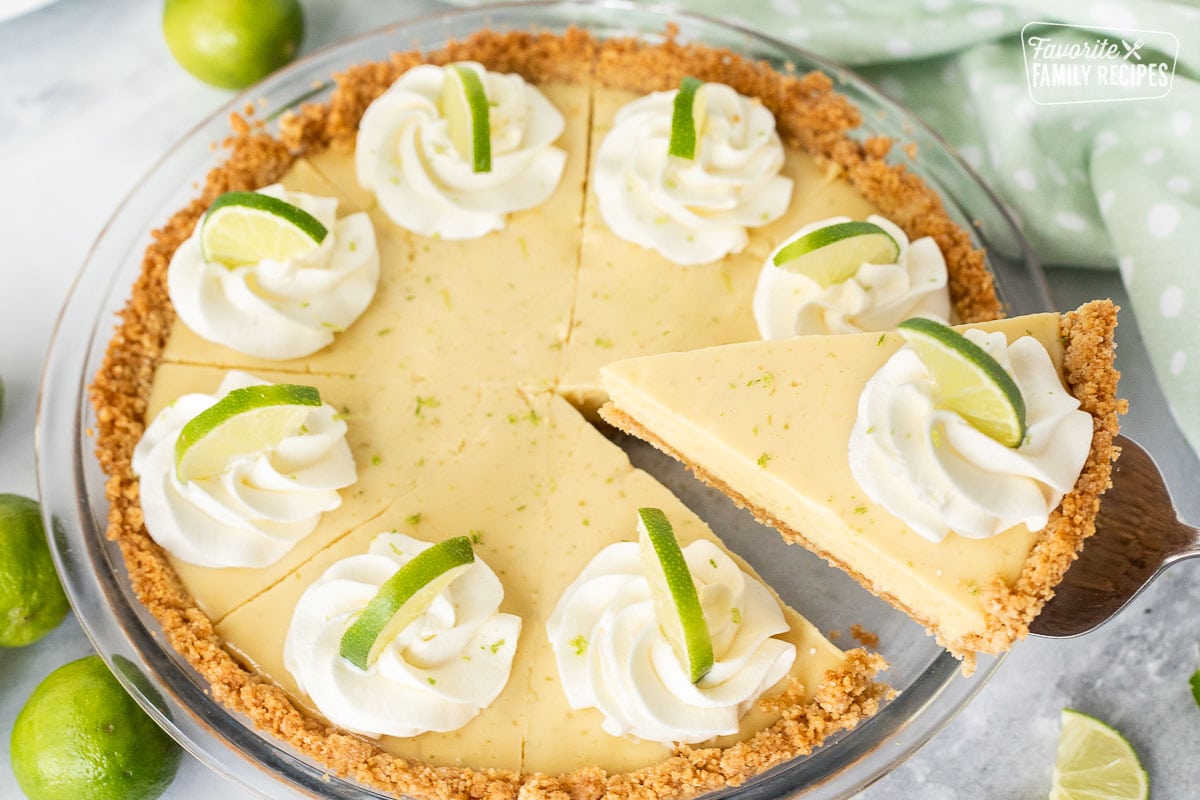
[35,2,1051,799]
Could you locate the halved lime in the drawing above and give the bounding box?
[200,191,327,267]
[668,76,707,160]
[441,64,492,173]
[174,383,322,482]
[897,316,1027,448]
[637,507,713,683]
[772,220,900,287]
[339,536,476,670]
[1049,709,1148,800]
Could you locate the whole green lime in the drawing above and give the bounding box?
[0,494,70,647]
[163,0,304,90]
[11,655,182,800]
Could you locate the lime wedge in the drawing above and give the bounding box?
[174,383,322,482]
[772,220,900,287]
[339,536,476,670]
[441,64,491,173]
[637,507,713,683]
[897,316,1027,448]
[1050,709,1148,800]
[200,191,327,267]
[668,76,707,160]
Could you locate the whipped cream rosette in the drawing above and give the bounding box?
[547,539,795,745]
[168,185,379,359]
[284,532,521,738]
[356,61,567,239]
[848,329,1094,542]
[132,371,356,568]
[593,80,793,265]
[754,215,951,338]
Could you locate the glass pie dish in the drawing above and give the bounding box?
[36,2,1051,798]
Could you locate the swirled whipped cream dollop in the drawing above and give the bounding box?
[593,82,793,265]
[168,185,380,360]
[547,537,796,745]
[848,330,1093,542]
[132,371,356,568]
[753,215,951,339]
[355,62,567,239]
[284,532,521,738]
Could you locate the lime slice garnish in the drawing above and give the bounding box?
[174,383,322,482]
[200,191,327,267]
[772,220,901,288]
[1049,709,1149,800]
[637,507,713,683]
[897,316,1027,448]
[339,536,476,670]
[441,64,492,173]
[668,76,707,160]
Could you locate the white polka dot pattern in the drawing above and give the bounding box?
[1160,286,1183,319]
[1147,204,1180,239]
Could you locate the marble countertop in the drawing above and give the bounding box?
[1,2,1197,799]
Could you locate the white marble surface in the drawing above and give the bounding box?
[0,2,1197,799]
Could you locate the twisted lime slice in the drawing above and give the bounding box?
[174,383,322,482]
[772,220,900,287]
[200,191,327,267]
[637,507,713,683]
[897,316,1027,447]
[442,64,492,173]
[339,536,476,670]
[668,76,707,160]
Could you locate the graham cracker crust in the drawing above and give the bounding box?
[971,300,1124,655]
[81,24,1012,800]
[600,299,1124,673]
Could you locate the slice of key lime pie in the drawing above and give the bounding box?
[86,24,1076,800]
[601,302,1122,667]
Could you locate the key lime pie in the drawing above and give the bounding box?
[88,25,1116,800]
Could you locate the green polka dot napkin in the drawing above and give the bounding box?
[672,0,1200,455]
